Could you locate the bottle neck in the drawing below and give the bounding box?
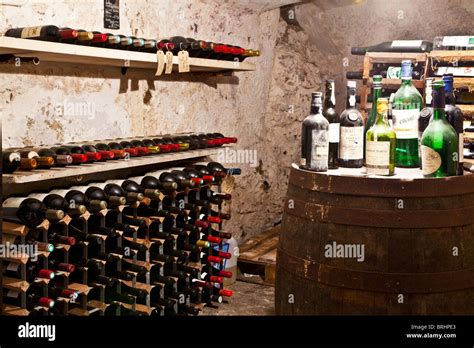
[372,86,382,103]
[375,107,389,125]
[346,87,356,109]
[324,82,336,108]
[310,95,322,114]
[444,83,456,106]
[432,87,447,121]
[425,84,433,107]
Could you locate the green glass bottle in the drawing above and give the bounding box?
[420,80,458,178]
[392,60,423,167]
[322,79,339,169]
[365,98,396,176]
[364,75,383,160]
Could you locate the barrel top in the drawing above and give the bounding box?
[290,163,474,197]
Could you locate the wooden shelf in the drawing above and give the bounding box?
[2,304,30,316]
[366,77,424,89]
[3,276,30,292]
[2,148,219,184]
[460,104,474,119]
[0,37,256,72]
[453,78,474,90]
[429,50,474,62]
[365,52,427,63]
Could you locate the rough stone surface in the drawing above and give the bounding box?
[201,281,274,316]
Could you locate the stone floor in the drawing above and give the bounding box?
[201,281,275,316]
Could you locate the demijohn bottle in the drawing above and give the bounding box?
[364,75,383,160]
[421,80,458,178]
[339,81,364,168]
[322,79,339,169]
[365,98,396,176]
[443,74,464,175]
[392,60,423,168]
[300,92,329,172]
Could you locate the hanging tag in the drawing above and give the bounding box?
[155,50,165,76]
[177,51,187,73]
[165,51,174,74]
[183,50,190,72]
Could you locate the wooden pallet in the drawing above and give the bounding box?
[237,226,280,286]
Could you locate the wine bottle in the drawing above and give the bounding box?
[48,259,76,273]
[3,288,55,310]
[120,140,149,156]
[182,167,214,185]
[442,74,464,175]
[364,75,383,161]
[104,180,145,202]
[27,193,86,217]
[95,142,127,159]
[365,98,396,176]
[3,261,55,282]
[5,25,75,42]
[140,139,162,153]
[63,145,101,163]
[3,197,65,227]
[338,81,364,168]
[300,92,329,172]
[89,182,134,204]
[433,35,474,51]
[206,161,241,176]
[148,138,174,152]
[108,142,139,157]
[69,185,126,206]
[346,64,423,80]
[137,175,178,192]
[68,224,104,245]
[2,151,21,174]
[351,40,433,55]
[421,80,458,177]
[323,79,339,169]
[130,139,157,154]
[156,171,195,190]
[156,40,176,53]
[392,60,423,168]
[50,188,107,213]
[50,146,87,164]
[418,78,434,169]
[82,144,115,161]
[9,234,54,252]
[18,150,54,169]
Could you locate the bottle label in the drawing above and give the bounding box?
[441,36,474,48]
[309,130,328,170]
[435,66,474,77]
[2,197,26,208]
[21,26,42,38]
[386,66,401,79]
[421,145,442,175]
[329,123,340,143]
[339,126,364,160]
[459,134,464,163]
[366,141,391,175]
[391,40,423,48]
[392,109,419,139]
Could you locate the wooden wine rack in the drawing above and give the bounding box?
[2,175,231,316]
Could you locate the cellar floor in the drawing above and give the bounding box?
[201,281,275,316]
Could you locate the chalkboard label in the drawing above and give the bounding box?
[104,0,120,30]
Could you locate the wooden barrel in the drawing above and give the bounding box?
[275,164,474,315]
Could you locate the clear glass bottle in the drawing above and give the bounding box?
[364,75,383,161]
[365,98,396,176]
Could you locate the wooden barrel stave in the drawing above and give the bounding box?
[276,166,474,315]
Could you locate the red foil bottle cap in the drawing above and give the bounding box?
[57,236,76,245]
[61,289,78,299]
[219,270,233,278]
[38,269,55,279]
[207,216,221,224]
[138,147,150,155]
[159,144,173,152]
[98,150,114,159]
[86,152,101,161]
[202,175,214,183]
[71,153,88,163]
[38,297,55,308]
[57,263,75,273]
[59,29,78,39]
[92,33,107,43]
[195,220,209,228]
[219,289,233,297]
[207,236,221,244]
[191,178,203,186]
[172,144,180,151]
[209,276,223,283]
[125,148,139,156]
[207,255,221,263]
[218,251,232,259]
